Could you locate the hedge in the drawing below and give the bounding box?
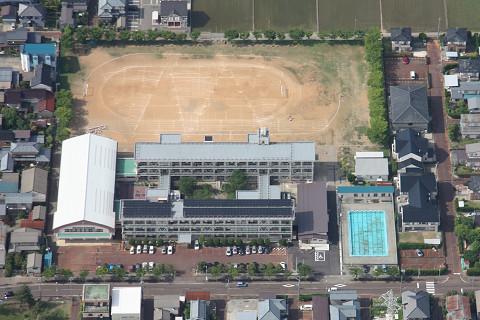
[404,268,448,276]
[466,268,480,276]
[398,242,441,250]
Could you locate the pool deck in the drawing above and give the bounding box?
[340,202,398,266]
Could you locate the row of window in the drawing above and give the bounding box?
[123,219,292,225]
[138,161,312,167]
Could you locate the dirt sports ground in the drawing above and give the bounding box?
[71,44,370,152]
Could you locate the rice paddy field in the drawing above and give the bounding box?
[191,0,480,32]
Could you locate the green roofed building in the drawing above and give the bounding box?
[82,284,110,319]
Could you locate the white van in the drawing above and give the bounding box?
[410,71,416,80]
[300,304,313,311]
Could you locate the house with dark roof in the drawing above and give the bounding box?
[21,167,48,202]
[392,129,435,174]
[1,5,17,24]
[389,85,430,132]
[8,227,41,252]
[97,0,126,21]
[445,28,468,53]
[458,58,480,81]
[154,0,190,32]
[390,27,412,53]
[329,290,360,320]
[401,291,430,320]
[5,89,55,116]
[446,295,472,320]
[460,114,480,138]
[30,64,55,92]
[450,81,480,101]
[296,182,329,249]
[18,3,46,28]
[0,130,15,147]
[0,29,40,49]
[10,141,51,164]
[59,0,87,27]
[398,173,439,232]
[26,252,42,275]
[0,67,13,90]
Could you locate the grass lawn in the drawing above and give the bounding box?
[399,231,442,244]
[446,0,480,31]
[191,0,253,32]
[317,0,379,31]
[0,301,71,320]
[254,0,316,32]
[381,0,447,32]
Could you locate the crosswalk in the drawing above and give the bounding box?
[425,281,435,295]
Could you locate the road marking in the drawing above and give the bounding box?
[314,251,325,262]
[416,282,419,289]
[426,281,435,295]
[282,284,295,288]
[334,284,346,288]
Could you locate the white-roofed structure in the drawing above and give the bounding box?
[53,134,117,240]
[111,287,142,320]
[444,74,459,88]
[354,151,384,159]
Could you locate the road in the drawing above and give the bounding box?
[5,275,479,300]
[427,40,461,274]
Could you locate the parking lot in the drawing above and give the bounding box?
[57,243,287,277]
[399,248,446,270]
[385,56,429,87]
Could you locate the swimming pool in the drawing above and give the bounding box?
[347,210,388,257]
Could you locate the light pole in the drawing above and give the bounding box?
[205,265,208,281]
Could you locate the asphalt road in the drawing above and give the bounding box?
[5,275,479,300]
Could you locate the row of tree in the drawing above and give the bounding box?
[54,89,74,142]
[224,29,366,41]
[454,216,480,275]
[364,28,389,146]
[198,261,312,278]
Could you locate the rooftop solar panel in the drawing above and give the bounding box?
[121,200,172,218]
[183,199,293,208]
[183,207,293,218]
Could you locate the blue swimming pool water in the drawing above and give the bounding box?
[347,210,388,257]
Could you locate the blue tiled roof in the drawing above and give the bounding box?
[336,185,394,194]
[22,43,56,56]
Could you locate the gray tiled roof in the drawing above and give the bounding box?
[446,28,468,43]
[10,142,40,155]
[402,291,430,319]
[355,157,389,176]
[389,85,430,126]
[395,128,429,159]
[30,64,55,90]
[390,27,412,42]
[400,173,439,223]
[459,59,480,74]
[160,0,188,17]
[20,167,48,195]
[296,182,329,238]
[0,67,13,83]
[18,3,46,17]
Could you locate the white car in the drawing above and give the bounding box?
[148,261,155,269]
[129,247,135,254]
[149,246,155,254]
[194,240,200,250]
[251,246,257,254]
[258,246,264,254]
[245,246,251,255]
[161,246,167,254]
[300,304,312,311]
[136,245,142,254]
[167,245,174,255]
[142,262,148,269]
[143,245,148,254]
[226,246,232,256]
[232,246,238,255]
[279,262,287,270]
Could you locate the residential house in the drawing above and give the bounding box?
[444,74,459,88]
[398,173,439,232]
[5,192,33,211]
[30,64,55,92]
[21,167,48,202]
[1,5,17,24]
[0,130,15,147]
[390,27,412,53]
[155,0,190,32]
[18,3,46,28]
[4,89,55,116]
[20,43,57,72]
[10,141,51,164]
[0,67,13,90]
[20,205,46,230]
[153,295,180,320]
[329,290,360,320]
[446,294,472,320]
[8,227,41,252]
[226,298,287,320]
[111,287,142,320]
[468,96,480,113]
[59,0,87,28]
[354,151,389,181]
[458,58,480,81]
[401,291,430,320]
[26,252,42,275]
[460,114,480,138]
[445,28,468,53]
[389,85,430,132]
[296,182,329,249]
[312,296,329,320]
[451,81,480,101]
[82,284,111,319]
[0,222,7,268]
[0,149,14,172]
[189,300,209,320]
[465,143,480,168]
[392,129,435,174]
[97,0,126,22]
[0,29,41,49]
[0,172,19,197]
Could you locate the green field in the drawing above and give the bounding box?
[191,0,480,32]
[447,0,480,31]
[254,0,316,31]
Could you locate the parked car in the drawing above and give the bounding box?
[194,240,200,250]
[4,291,13,299]
[149,245,155,254]
[167,245,174,255]
[143,245,148,254]
[128,265,135,272]
[402,56,410,64]
[148,261,155,269]
[300,304,312,311]
[279,262,287,270]
[135,263,141,270]
[258,246,264,254]
[232,246,238,255]
[136,245,142,254]
[236,281,248,288]
[251,246,257,254]
[416,249,424,257]
[410,71,416,80]
[142,262,148,269]
[161,246,167,254]
[226,246,232,256]
[129,247,135,254]
[245,245,251,255]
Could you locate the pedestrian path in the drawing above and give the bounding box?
[425,281,435,295]
[270,247,286,256]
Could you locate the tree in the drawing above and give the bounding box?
[178,177,196,197]
[239,32,250,40]
[90,27,104,41]
[228,265,239,279]
[190,31,201,41]
[131,31,145,42]
[279,239,289,247]
[112,267,126,280]
[103,29,117,41]
[418,32,428,42]
[448,124,461,142]
[42,266,57,280]
[252,31,262,40]
[224,30,239,41]
[247,263,257,276]
[16,285,35,307]
[264,263,277,276]
[192,185,214,199]
[223,170,247,198]
[56,126,70,142]
[61,25,74,50]
[297,263,313,278]
[60,268,74,280]
[96,265,109,277]
[119,30,131,41]
[146,30,159,41]
[264,30,276,41]
[136,268,146,279]
[75,26,90,43]
[1,107,21,130]
[79,270,89,282]
[305,31,313,39]
[349,267,362,279]
[463,250,478,263]
[209,264,223,277]
[276,32,286,40]
[176,33,187,41]
[289,29,305,41]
